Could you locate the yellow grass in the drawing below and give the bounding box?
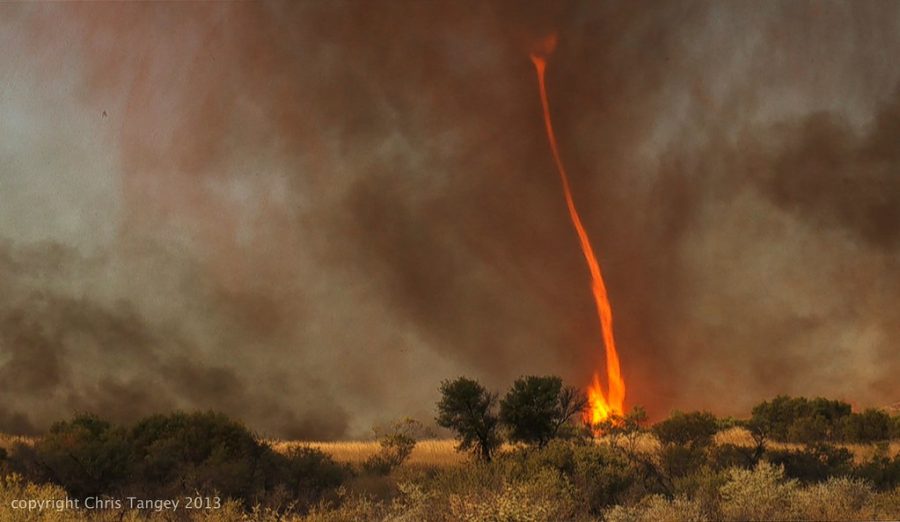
[270,429,899,467]
[269,438,466,466]
[5,429,898,467]
[0,434,34,451]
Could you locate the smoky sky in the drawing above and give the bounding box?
[0,1,898,438]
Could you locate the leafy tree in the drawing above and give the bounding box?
[436,377,502,461]
[499,375,587,448]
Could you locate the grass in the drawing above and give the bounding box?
[715,427,900,463]
[269,438,466,466]
[271,434,663,467]
[0,433,34,451]
[275,428,900,467]
[7,428,897,466]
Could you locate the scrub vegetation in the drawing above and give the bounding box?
[1,379,898,521]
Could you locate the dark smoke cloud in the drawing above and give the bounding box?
[0,1,898,437]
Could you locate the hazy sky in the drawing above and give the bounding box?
[1,1,898,438]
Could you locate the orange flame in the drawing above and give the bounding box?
[530,36,626,427]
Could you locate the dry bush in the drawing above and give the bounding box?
[790,477,873,521]
[604,495,706,522]
[718,462,797,521]
[446,468,583,522]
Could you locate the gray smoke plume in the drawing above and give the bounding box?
[0,1,898,437]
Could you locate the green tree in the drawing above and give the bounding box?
[499,375,588,448]
[436,377,502,461]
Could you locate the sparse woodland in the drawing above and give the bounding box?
[1,379,899,521]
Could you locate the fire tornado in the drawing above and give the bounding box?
[530,35,626,426]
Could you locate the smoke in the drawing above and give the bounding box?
[0,1,898,437]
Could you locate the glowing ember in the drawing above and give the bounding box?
[530,34,626,427]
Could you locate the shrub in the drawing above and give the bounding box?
[23,414,132,498]
[786,414,830,443]
[363,418,422,475]
[750,396,851,443]
[567,442,640,513]
[839,409,893,442]
[671,466,727,520]
[854,454,900,490]
[653,411,719,449]
[7,412,348,514]
[718,461,797,521]
[708,443,757,471]
[128,411,275,503]
[658,445,708,480]
[790,477,874,521]
[765,443,853,483]
[447,468,582,522]
[279,446,348,508]
[604,494,707,522]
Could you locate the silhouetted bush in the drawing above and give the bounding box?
[128,411,276,502]
[653,411,719,449]
[278,446,347,506]
[21,414,132,498]
[658,444,708,481]
[854,453,900,490]
[839,409,894,442]
[765,443,853,483]
[709,443,757,470]
[7,411,348,512]
[751,395,852,442]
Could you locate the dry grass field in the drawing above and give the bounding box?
[7,428,898,467]
[715,427,900,463]
[269,427,900,466]
[269,438,466,466]
[0,433,33,451]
